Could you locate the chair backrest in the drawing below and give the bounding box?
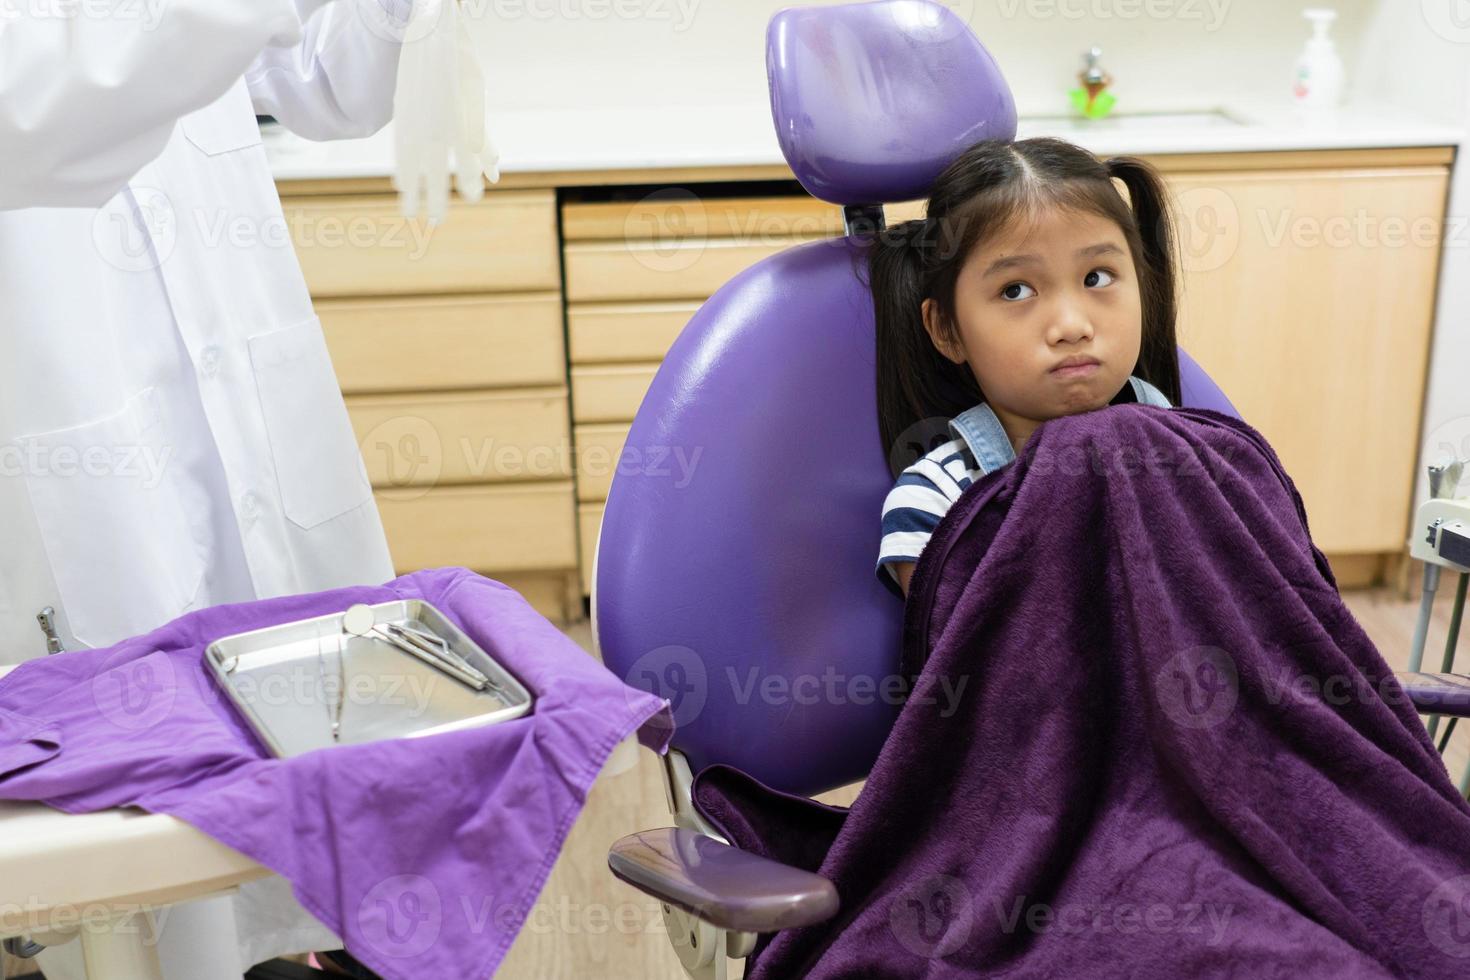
[593,0,1241,797]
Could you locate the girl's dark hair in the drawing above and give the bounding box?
[869,136,1181,464]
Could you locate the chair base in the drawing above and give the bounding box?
[662,903,731,980]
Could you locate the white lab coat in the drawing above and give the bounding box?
[0,1,407,974]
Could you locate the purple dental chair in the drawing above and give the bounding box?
[592,3,1470,977]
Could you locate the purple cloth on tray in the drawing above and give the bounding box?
[0,566,674,980]
[694,405,1470,979]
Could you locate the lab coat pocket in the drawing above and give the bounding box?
[180,79,263,156]
[249,318,373,530]
[20,388,206,648]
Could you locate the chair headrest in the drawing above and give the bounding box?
[767,0,1018,206]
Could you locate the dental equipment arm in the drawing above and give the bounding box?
[0,0,337,209]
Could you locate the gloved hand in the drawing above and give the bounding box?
[392,0,500,225]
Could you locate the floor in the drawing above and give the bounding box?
[6,581,1466,980]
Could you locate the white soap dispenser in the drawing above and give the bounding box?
[1292,8,1344,123]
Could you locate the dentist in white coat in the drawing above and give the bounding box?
[0,1,412,976]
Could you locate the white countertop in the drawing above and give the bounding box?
[264,99,1465,183]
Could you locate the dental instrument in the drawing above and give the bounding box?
[317,618,347,743]
[341,604,493,692]
[385,621,499,692]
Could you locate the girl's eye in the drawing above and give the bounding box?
[1001,268,1116,300]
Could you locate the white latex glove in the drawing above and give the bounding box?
[454,4,500,190]
[392,0,500,225]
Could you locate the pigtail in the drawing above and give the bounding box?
[1106,156,1182,407]
[869,219,983,474]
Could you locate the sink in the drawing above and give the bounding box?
[1018,109,1248,131]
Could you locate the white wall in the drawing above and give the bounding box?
[466,0,1378,115]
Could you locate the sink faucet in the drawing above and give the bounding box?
[37,606,64,654]
[1072,46,1116,119]
[1083,46,1108,92]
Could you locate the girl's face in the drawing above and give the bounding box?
[922,206,1143,454]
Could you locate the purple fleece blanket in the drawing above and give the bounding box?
[0,567,673,980]
[693,406,1470,979]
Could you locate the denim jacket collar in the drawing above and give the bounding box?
[947,400,1017,475]
[947,375,1170,475]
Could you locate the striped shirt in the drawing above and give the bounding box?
[876,376,1171,596]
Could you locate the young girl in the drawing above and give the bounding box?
[871,136,1183,598]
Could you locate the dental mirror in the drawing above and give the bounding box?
[342,603,375,637]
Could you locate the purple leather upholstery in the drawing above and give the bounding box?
[593,0,1240,798]
[608,827,840,933]
[768,0,1018,204]
[594,237,1240,797]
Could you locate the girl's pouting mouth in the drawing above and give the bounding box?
[1049,354,1101,380]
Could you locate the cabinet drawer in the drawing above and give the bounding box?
[573,423,632,502]
[567,301,700,364]
[377,482,577,573]
[571,363,659,423]
[578,501,604,595]
[885,200,926,224]
[563,195,844,242]
[492,571,578,624]
[564,236,825,302]
[348,388,571,487]
[561,196,921,245]
[320,294,565,393]
[288,190,560,297]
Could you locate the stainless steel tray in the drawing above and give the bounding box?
[203,599,533,758]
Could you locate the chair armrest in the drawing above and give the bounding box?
[1397,671,1470,718]
[607,827,839,934]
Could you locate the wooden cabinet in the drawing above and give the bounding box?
[376,484,579,573]
[1160,151,1451,564]
[288,190,560,296]
[569,364,662,424]
[567,301,701,363]
[347,388,572,485]
[280,186,581,621]
[320,294,565,392]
